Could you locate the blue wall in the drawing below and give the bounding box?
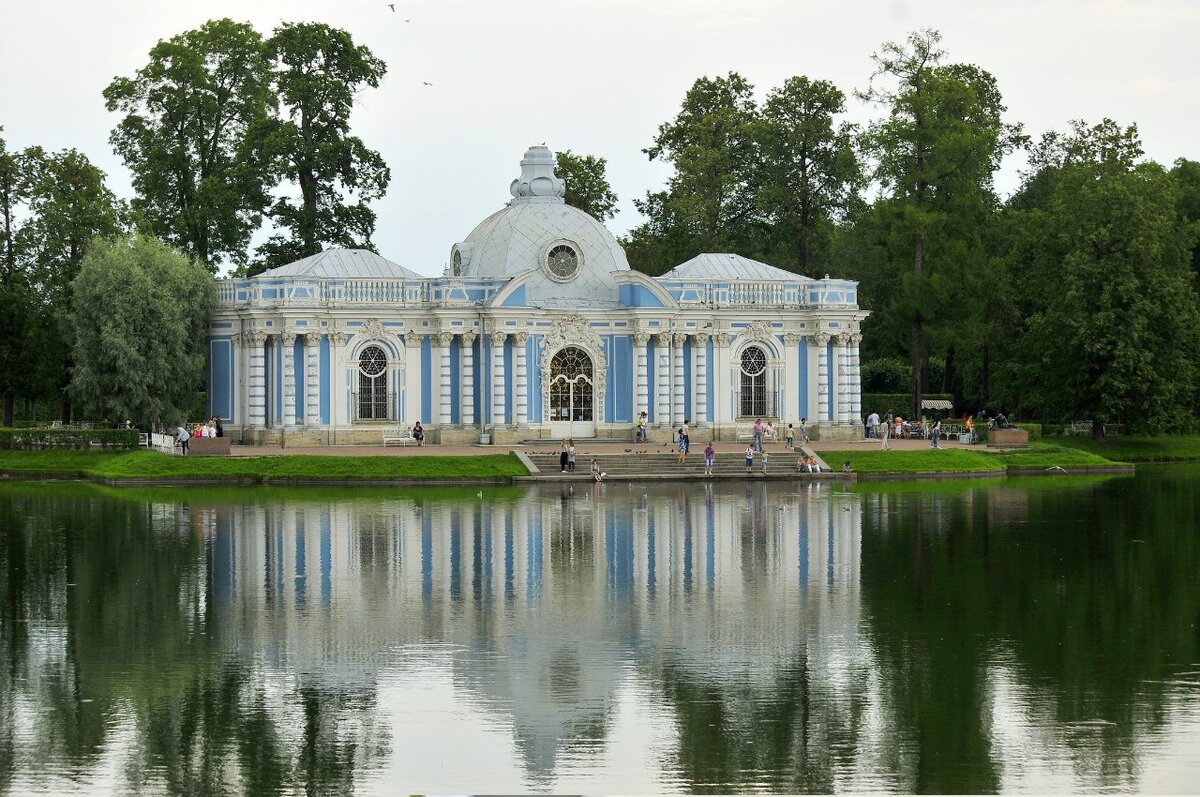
[420,336,431,423]
[208,339,232,421]
[319,337,330,425]
[611,335,633,423]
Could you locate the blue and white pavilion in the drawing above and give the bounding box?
[207,146,868,445]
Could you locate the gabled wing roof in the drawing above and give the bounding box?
[257,248,421,279]
[660,253,811,281]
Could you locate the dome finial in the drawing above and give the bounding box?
[509,145,565,203]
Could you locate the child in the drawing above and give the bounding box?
[703,441,715,476]
[567,439,577,472]
[799,417,809,444]
[842,461,852,474]
[785,424,795,449]
[677,432,688,464]
[745,445,754,473]
[761,450,769,473]
[591,458,603,482]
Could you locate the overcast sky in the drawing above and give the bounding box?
[2,0,1196,276]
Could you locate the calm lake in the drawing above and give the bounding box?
[1,468,1198,794]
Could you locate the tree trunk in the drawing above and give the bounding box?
[1090,415,1107,442]
[942,344,957,398]
[910,231,925,419]
[3,391,12,428]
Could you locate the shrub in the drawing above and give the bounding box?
[1013,422,1042,441]
[0,428,140,451]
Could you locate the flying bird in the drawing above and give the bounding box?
[388,3,395,11]
[423,81,433,86]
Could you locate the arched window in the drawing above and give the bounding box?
[549,347,593,421]
[358,346,388,420]
[739,346,768,418]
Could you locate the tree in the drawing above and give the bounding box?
[68,236,216,427]
[555,150,618,221]
[104,18,275,271]
[0,131,31,427]
[251,22,389,276]
[17,147,123,422]
[1000,121,1200,437]
[1170,157,1200,292]
[857,29,1022,418]
[755,77,862,275]
[626,73,762,274]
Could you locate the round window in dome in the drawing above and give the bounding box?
[545,243,581,281]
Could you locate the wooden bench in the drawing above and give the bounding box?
[382,427,414,446]
[1066,420,1093,436]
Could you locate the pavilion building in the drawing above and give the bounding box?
[207,145,868,445]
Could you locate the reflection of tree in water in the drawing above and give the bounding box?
[859,474,1200,791]
[0,489,388,795]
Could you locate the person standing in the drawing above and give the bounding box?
[930,419,942,449]
[635,411,647,444]
[681,418,690,453]
[785,424,794,450]
[677,431,688,465]
[753,418,764,453]
[213,415,224,438]
[881,415,891,451]
[703,441,715,476]
[567,439,577,472]
[175,423,190,456]
[868,411,880,439]
[799,417,809,445]
[559,439,569,473]
[745,445,755,473]
[761,450,769,474]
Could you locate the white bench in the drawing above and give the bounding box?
[382,427,414,446]
[736,425,779,442]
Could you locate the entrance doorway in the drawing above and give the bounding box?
[548,346,594,438]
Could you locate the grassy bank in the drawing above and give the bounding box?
[821,448,1005,474]
[1054,435,1200,463]
[823,443,1124,474]
[0,449,529,481]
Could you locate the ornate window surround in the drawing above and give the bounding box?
[539,314,607,423]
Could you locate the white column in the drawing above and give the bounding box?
[303,332,320,426]
[814,332,830,425]
[460,331,476,426]
[402,330,421,425]
[672,333,686,424]
[247,331,267,428]
[850,332,862,428]
[436,331,453,427]
[713,331,732,427]
[654,332,671,426]
[230,332,243,427]
[281,331,297,427]
[835,333,850,425]
[514,331,529,426]
[633,332,649,421]
[693,332,709,425]
[784,333,801,425]
[329,331,348,426]
[491,331,507,427]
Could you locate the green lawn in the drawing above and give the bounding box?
[0,449,529,481]
[823,442,1124,474]
[1054,435,1200,463]
[985,443,1125,469]
[822,448,1006,474]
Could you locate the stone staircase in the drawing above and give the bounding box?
[522,449,841,481]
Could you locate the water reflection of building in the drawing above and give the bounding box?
[205,484,864,780]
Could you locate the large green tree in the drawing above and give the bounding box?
[555,150,618,221]
[0,132,31,427]
[755,76,862,275]
[251,22,389,276]
[68,236,216,427]
[857,29,1022,418]
[625,73,762,275]
[999,120,1200,436]
[104,18,275,271]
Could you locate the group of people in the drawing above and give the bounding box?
[865,410,955,450]
[175,416,223,455]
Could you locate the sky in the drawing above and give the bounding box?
[2,0,1197,276]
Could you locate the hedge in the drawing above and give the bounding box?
[861,393,955,416]
[0,428,141,451]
